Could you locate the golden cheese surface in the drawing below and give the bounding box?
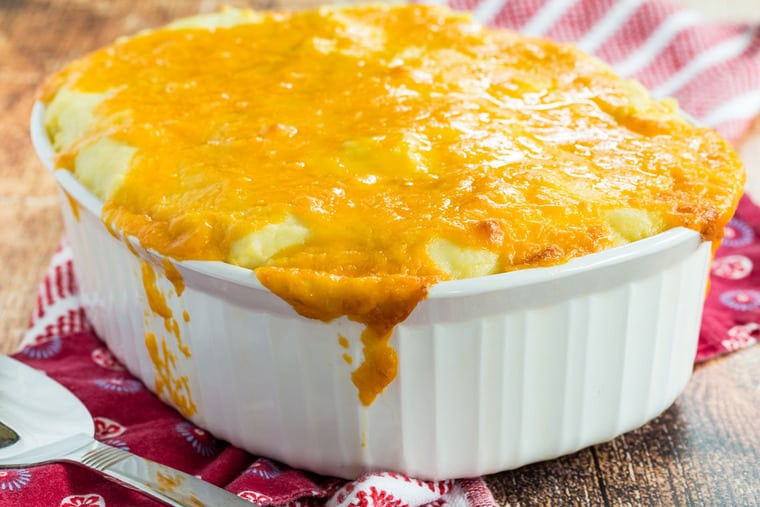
[41,5,745,404]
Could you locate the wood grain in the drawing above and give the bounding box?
[1,1,758,505]
[485,347,760,506]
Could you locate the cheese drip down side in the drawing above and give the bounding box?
[140,259,196,416]
[257,268,431,405]
[40,5,746,405]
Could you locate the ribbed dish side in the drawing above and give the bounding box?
[55,182,712,480]
[392,241,710,479]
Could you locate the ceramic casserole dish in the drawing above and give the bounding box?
[32,108,713,478]
[31,5,742,480]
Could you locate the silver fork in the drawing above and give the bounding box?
[0,355,253,507]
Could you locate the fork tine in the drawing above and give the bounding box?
[80,445,129,471]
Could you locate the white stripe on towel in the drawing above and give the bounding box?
[701,90,760,127]
[472,0,509,24]
[576,0,643,53]
[614,10,701,77]
[652,27,758,98]
[520,0,578,36]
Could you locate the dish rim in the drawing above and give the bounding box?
[30,101,704,299]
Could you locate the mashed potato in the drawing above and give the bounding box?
[41,4,745,404]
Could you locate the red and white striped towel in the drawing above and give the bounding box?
[9,1,760,506]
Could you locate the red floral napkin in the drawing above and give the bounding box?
[3,0,760,505]
[700,196,760,359]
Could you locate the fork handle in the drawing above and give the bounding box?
[65,439,252,507]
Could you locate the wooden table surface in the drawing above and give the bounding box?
[1,1,758,505]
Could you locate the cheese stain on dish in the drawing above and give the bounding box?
[140,259,190,357]
[62,188,80,222]
[140,257,195,417]
[124,237,140,257]
[162,259,185,296]
[141,260,172,319]
[145,331,197,417]
[103,219,121,241]
[338,334,353,365]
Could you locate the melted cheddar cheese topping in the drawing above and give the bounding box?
[41,5,745,405]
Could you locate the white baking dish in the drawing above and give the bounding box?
[31,102,712,480]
